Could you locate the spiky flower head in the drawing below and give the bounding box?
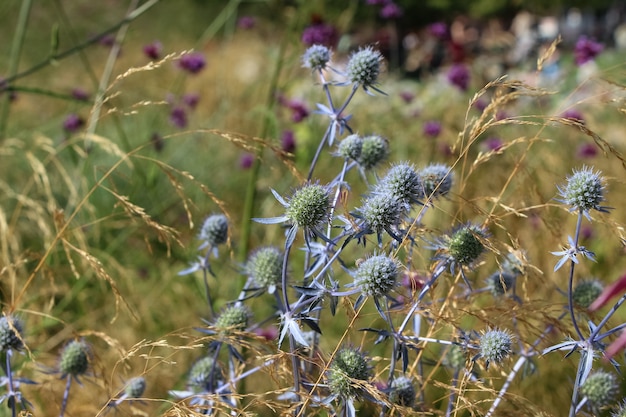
[579,371,618,408]
[337,134,363,161]
[199,214,228,247]
[375,162,423,206]
[327,347,371,398]
[479,328,513,367]
[611,399,626,417]
[0,315,24,352]
[346,46,383,88]
[444,344,467,370]
[358,193,405,236]
[302,44,332,70]
[124,376,146,398]
[354,254,399,297]
[573,279,604,309]
[388,376,416,407]
[419,163,453,200]
[557,166,606,214]
[59,340,90,377]
[447,224,487,266]
[357,135,389,170]
[188,356,222,390]
[245,246,283,291]
[286,183,330,229]
[215,304,250,333]
[486,271,516,297]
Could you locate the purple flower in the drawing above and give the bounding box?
[178,52,206,74]
[380,2,402,19]
[399,91,414,103]
[577,143,598,158]
[423,120,442,138]
[99,34,115,47]
[254,326,279,341]
[366,0,390,4]
[447,64,470,91]
[169,106,187,128]
[574,36,603,66]
[281,130,296,153]
[143,41,162,60]
[562,109,584,123]
[495,110,508,121]
[301,22,338,47]
[63,114,84,133]
[237,16,256,30]
[286,98,309,122]
[429,22,449,40]
[240,153,254,169]
[182,93,200,109]
[474,98,488,112]
[70,88,89,101]
[482,136,503,151]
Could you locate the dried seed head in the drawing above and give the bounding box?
[199,214,228,247]
[245,246,283,290]
[579,371,618,408]
[302,44,332,70]
[388,376,416,407]
[354,254,399,297]
[558,166,606,213]
[346,46,382,88]
[0,315,24,352]
[328,347,370,398]
[286,183,330,229]
[573,279,604,309]
[60,340,90,377]
[357,135,389,170]
[479,328,513,367]
[215,305,250,333]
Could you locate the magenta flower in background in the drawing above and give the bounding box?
[182,92,200,109]
[63,114,84,133]
[281,130,296,153]
[98,34,115,47]
[237,16,256,30]
[496,110,508,121]
[71,88,89,102]
[380,2,403,19]
[366,0,389,5]
[169,106,187,128]
[423,120,442,138]
[429,22,449,40]
[301,22,338,47]
[577,143,598,158]
[574,36,603,66]
[562,109,584,123]
[240,153,254,169]
[474,98,488,113]
[178,52,206,74]
[143,41,162,60]
[483,136,503,151]
[286,99,310,122]
[447,64,470,91]
[399,91,414,104]
[254,326,279,341]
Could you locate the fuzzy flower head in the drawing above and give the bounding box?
[573,279,603,309]
[357,135,389,170]
[354,254,399,298]
[327,347,371,398]
[336,134,363,161]
[375,162,424,206]
[444,344,467,370]
[579,371,618,408]
[59,340,90,378]
[245,246,282,292]
[388,376,415,407]
[557,166,607,216]
[419,163,453,200]
[199,214,228,249]
[285,183,331,229]
[123,376,146,399]
[215,305,250,334]
[0,315,24,352]
[479,328,513,368]
[188,356,222,390]
[486,271,516,297]
[302,44,332,71]
[445,224,487,268]
[345,46,383,91]
[357,193,405,239]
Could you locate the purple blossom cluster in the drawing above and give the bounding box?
[447,63,470,91]
[178,52,206,74]
[301,22,338,47]
[574,36,603,66]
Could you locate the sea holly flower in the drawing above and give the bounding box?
[169,356,224,410]
[245,246,283,294]
[354,193,406,244]
[0,316,24,352]
[345,46,385,94]
[418,163,454,201]
[551,235,596,272]
[302,44,332,71]
[374,162,424,207]
[557,166,608,219]
[579,371,618,409]
[198,214,229,250]
[336,134,363,161]
[214,305,250,334]
[327,347,371,399]
[478,328,513,368]
[353,254,399,299]
[110,376,146,406]
[388,376,416,407]
[253,183,331,247]
[357,135,389,170]
[434,224,487,272]
[486,271,516,297]
[572,279,603,309]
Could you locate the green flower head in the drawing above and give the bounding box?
[327,347,370,398]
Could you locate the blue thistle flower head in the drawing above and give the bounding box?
[0,315,24,352]
[479,328,513,368]
[215,304,250,334]
[388,376,416,407]
[356,193,406,237]
[188,356,222,391]
[486,271,516,297]
[418,163,454,201]
[327,347,371,398]
[357,135,389,170]
[557,166,608,217]
[302,44,332,71]
[579,371,618,408]
[572,279,603,308]
[346,46,383,91]
[199,214,229,249]
[336,134,363,161]
[444,344,467,370]
[59,340,90,378]
[375,162,424,206]
[245,246,283,293]
[354,254,400,298]
[123,376,146,399]
[445,224,487,267]
[285,183,331,229]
